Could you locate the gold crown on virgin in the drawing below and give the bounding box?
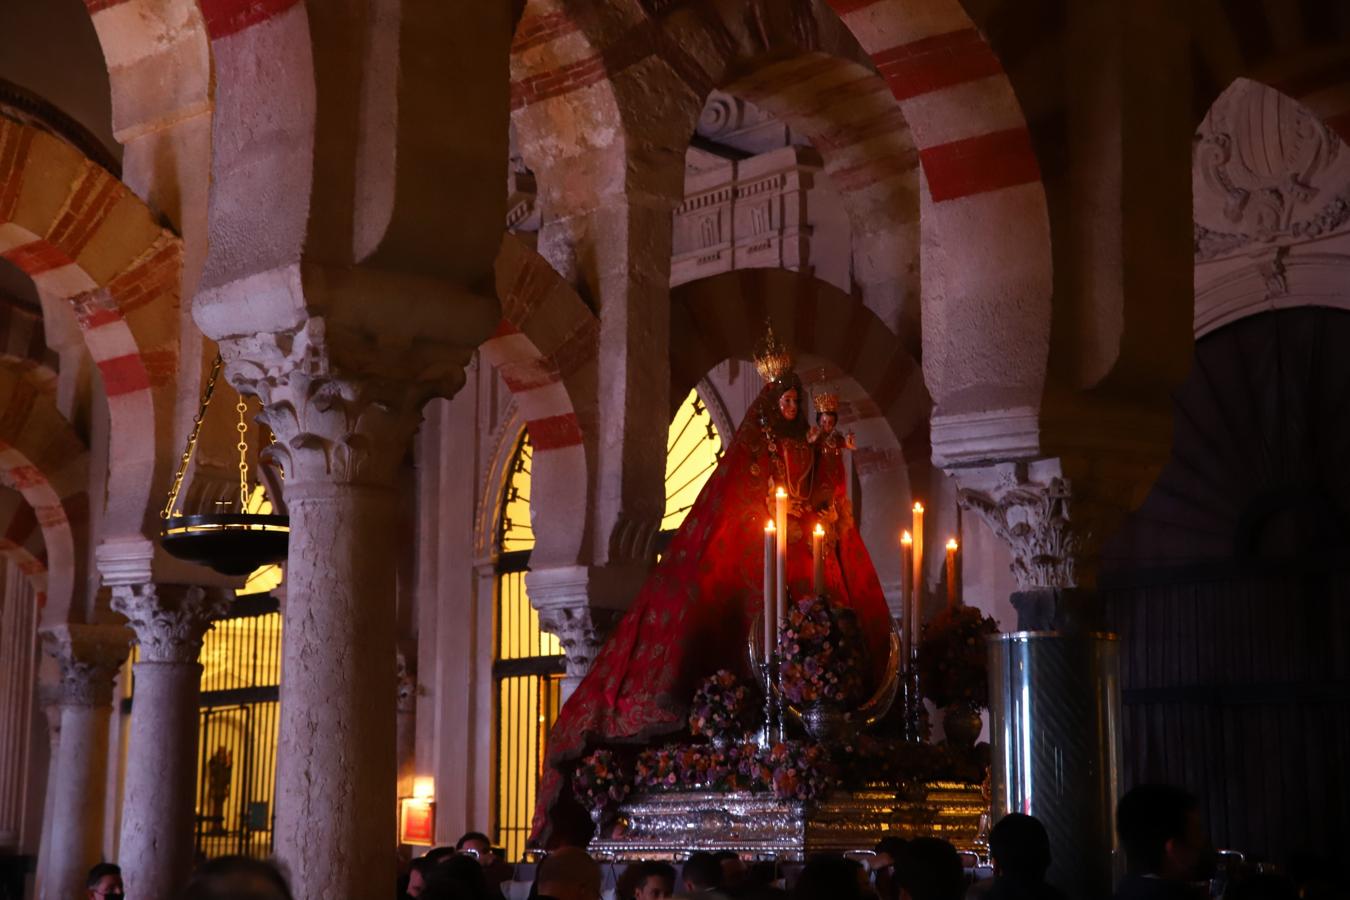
[813,391,839,414]
[753,322,795,383]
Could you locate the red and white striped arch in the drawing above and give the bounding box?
[670,267,928,478]
[823,0,1052,414]
[483,235,599,568]
[0,117,181,538]
[0,364,89,617]
[512,0,1052,418]
[80,0,211,127]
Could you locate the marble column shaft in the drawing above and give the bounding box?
[230,353,428,899]
[37,624,130,900]
[112,584,226,899]
[33,683,63,900]
[273,480,400,895]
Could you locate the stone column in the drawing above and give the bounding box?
[37,624,130,900]
[0,565,37,851]
[527,169,684,689]
[956,457,1153,898]
[227,331,430,899]
[538,191,676,573]
[33,682,62,897]
[111,584,227,899]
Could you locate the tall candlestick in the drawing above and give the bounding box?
[912,502,925,620]
[946,538,959,608]
[763,521,776,657]
[900,531,914,664]
[775,487,788,632]
[812,523,825,595]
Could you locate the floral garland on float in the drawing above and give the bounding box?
[572,591,997,829]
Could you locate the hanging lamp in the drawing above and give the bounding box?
[159,354,290,576]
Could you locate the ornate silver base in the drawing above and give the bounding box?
[590,782,985,861]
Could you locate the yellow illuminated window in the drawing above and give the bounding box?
[491,393,720,858]
[494,431,564,862]
[662,388,722,532]
[499,434,534,553]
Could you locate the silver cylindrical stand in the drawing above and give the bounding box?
[987,631,1122,899]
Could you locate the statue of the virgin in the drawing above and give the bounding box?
[532,329,893,846]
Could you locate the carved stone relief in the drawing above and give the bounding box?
[1194,78,1350,261]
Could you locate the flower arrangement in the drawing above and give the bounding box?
[584,734,985,808]
[777,594,868,706]
[915,604,999,709]
[688,669,753,741]
[636,743,754,792]
[739,740,835,801]
[572,748,630,812]
[634,745,681,791]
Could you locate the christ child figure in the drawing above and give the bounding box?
[807,390,856,537]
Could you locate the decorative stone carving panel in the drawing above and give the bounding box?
[1194,78,1350,261]
[671,146,815,287]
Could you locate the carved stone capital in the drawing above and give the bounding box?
[40,624,132,708]
[537,606,623,681]
[111,584,229,664]
[220,318,468,487]
[956,458,1145,593]
[526,565,640,681]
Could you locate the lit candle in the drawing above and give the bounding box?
[775,487,788,631]
[763,521,776,657]
[900,531,913,664]
[812,523,825,595]
[911,502,925,618]
[946,538,959,608]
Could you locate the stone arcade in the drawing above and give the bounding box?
[0,2,1347,898]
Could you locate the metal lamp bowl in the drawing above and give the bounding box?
[161,514,290,577]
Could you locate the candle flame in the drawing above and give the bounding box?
[901,530,913,545]
[946,538,959,551]
[776,487,787,499]
[913,501,924,513]
[765,520,776,532]
[814,523,824,536]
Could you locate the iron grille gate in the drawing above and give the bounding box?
[122,594,282,861]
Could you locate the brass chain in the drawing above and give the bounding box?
[161,353,224,519]
[237,396,251,511]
